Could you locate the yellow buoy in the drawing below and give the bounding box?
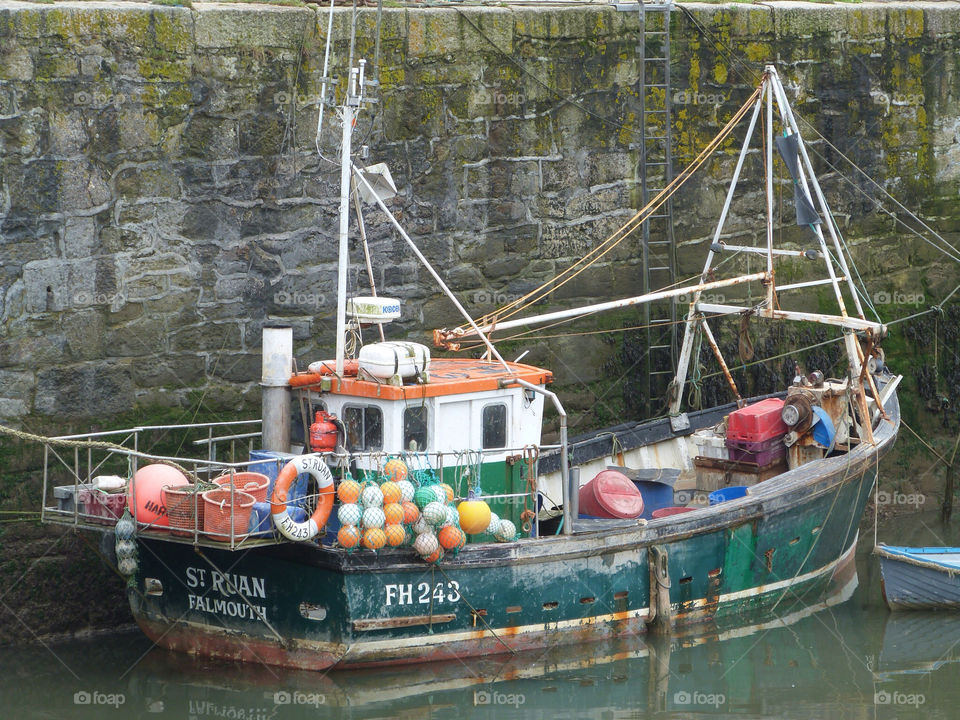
[457,499,492,535]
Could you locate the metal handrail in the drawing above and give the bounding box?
[50,418,262,441]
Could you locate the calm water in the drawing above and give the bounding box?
[5,512,960,719]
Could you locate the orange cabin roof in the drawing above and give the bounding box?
[289,358,553,401]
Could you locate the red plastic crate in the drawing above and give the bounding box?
[727,398,787,442]
[725,436,785,465]
[79,489,127,523]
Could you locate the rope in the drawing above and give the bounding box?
[769,446,858,613]
[873,444,880,550]
[900,420,951,468]
[448,86,763,335]
[738,310,755,363]
[676,4,960,269]
[435,563,517,655]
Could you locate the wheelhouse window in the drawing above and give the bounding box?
[403,406,428,452]
[482,403,507,449]
[343,406,383,452]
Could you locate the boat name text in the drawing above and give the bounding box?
[185,568,269,621]
[185,568,267,598]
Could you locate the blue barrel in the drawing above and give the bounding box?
[248,450,310,508]
[248,502,308,537]
[708,486,749,505]
[633,480,675,519]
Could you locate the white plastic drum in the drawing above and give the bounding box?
[358,341,431,380]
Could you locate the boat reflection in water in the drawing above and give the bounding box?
[117,571,877,718]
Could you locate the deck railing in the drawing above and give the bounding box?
[40,420,555,550]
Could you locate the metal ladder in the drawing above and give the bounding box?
[636,0,677,414]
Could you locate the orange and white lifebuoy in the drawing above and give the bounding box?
[270,455,335,542]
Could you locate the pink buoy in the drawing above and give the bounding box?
[128,463,189,528]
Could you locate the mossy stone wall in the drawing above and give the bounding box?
[0,1,959,638]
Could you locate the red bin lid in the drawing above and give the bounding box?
[579,470,644,519]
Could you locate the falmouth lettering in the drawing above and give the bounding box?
[185,567,268,621]
[188,594,268,621]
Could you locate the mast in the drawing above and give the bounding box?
[335,61,366,376]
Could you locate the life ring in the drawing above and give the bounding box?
[270,455,335,542]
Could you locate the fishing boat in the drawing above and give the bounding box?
[876,545,960,611]
[36,54,902,671]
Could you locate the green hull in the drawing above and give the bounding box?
[129,410,889,670]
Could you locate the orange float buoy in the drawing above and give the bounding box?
[423,547,444,564]
[337,525,361,549]
[438,525,466,551]
[383,502,404,526]
[337,479,361,504]
[401,500,420,524]
[437,483,455,503]
[362,527,387,550]
[384,524,406,547]
[380,481,402,505]
[383,459,408,483]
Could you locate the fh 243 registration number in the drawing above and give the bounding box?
[384,581,460,606]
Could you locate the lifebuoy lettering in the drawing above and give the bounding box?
[271,455,335,542]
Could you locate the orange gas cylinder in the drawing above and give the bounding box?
[309,411,339,453]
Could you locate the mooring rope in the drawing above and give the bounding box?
[0,424,200,482]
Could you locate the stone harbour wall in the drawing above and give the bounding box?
[0,1,958,427]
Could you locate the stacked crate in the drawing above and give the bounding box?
[725,398,788,465]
